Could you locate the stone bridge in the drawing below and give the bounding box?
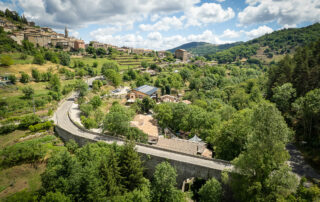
[53,92,233,187]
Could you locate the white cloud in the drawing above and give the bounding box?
[238,0,320,26]
[90,29,229,50]
[215,0,226,2]
[0,1,15,11]
[147,32,162,41]
[150,14,160,22]
[245,25,273,39]
[89,27,122,37]
[139,16,184,31]
[70,30,79,38]
[221,29,241,38]
[185,3,235,26]
[13,0,200,29]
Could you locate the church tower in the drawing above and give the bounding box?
[65,26,68,38]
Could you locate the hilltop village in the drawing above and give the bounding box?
[0,16,190,59]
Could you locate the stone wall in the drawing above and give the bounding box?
[140,154,222,187]
[54,125,95,146]
[55,124,225,187]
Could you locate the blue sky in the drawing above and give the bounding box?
[1,0,319,50]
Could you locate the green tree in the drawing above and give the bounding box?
[0,55,14,66]
[141,96,155,113]
[104,69,121,87]
[8,74,16,84]
[292,88,320,146]
[59,52,71,66]
[90,95,102,108]
[49,74,61,92]
[75,80,88,97]
[119,141,144,191]
[32,68,41,82]
[151,162,184,202]
[40,192,72,202]
[213,108,253,161]
[99,149,124,196]
[103,103,134,135]
[33,53,45,65]
[101,60,120,73]
[20,72,30,83]
[272,83,296,113]
[230,102,295,201]
[96,48,106,56]
[153,103,173,129]
[21,86,34,99]
[141,61,148,69]
[86,46,96,54]
[198,178,222,202]
[179,68,191,83]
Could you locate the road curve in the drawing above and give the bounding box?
[54,92,233,172]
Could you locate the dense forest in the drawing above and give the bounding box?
[167,41,242,56]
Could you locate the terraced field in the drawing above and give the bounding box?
[71,54,156,71]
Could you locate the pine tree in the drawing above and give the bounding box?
[119,141,144,191]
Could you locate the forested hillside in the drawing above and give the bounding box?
[168,41,242,56]
[206,23,320,63]
[267,39,320,169]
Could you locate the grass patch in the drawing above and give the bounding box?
[0,163,46,199]
[0,130,26,149]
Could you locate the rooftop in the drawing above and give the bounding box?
[134,85,158,96]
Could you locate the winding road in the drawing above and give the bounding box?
[53,77,320,181]
[53,78,233,173]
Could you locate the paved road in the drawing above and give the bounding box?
[53,92,233,172]
[287,144,320,181]
[54,77,320,180]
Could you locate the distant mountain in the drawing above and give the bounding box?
[207,23,320,63]
[167,41,242,56]
[167,42,210,52]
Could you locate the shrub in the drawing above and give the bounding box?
[0,55,14,66]
[32,68,41,82]
[198,178,222,202]
[127,127,148,143]
[0,135,54,168]
[8,74,16,84]
[62,84,74,95]
[21,86,34,99]
[89,95,102,108]
[81,116,98,129]
[28,121,53,132]
[80,103,93,117]
[66,140,78,153]
[59,52,70,66]
[92,61,98,68]
[0,124,17,135]
[20,53,28,60]
[33,53,45,65]
[35,98,47,107]
[48,91,62,101]
[20,72,30,83]
[19,114,41,129]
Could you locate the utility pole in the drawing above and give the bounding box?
[32,95,35,115]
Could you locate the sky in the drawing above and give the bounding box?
[1,0,320,50]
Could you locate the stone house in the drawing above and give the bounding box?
[175,49,189,61]
[127,85,158,103]
[157,51,166,58]
[74,40,85,50]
